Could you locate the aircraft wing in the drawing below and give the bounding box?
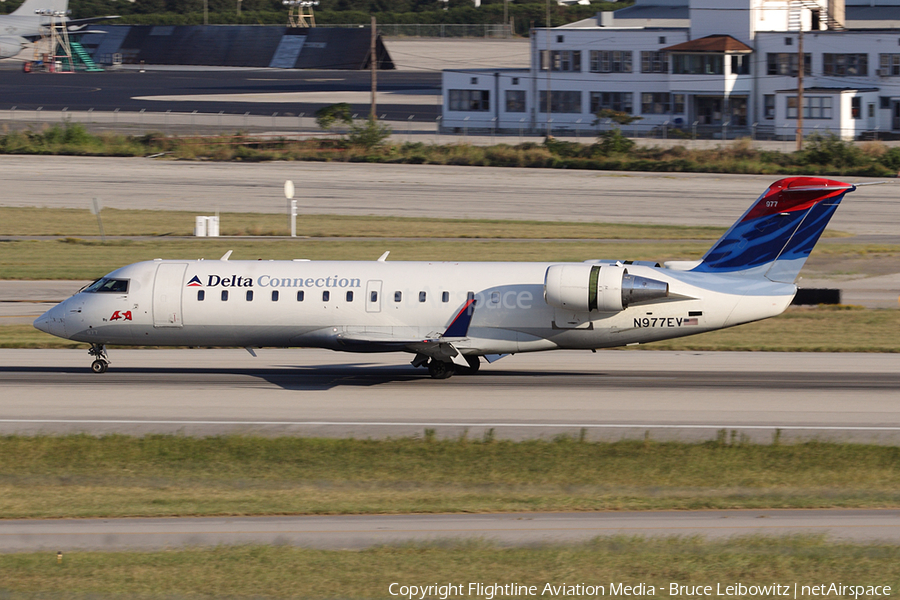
[335,297,477,366]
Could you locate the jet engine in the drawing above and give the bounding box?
[0,36,28,59]
[544,264,669,312]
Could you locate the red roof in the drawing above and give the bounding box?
[662,35,753,53]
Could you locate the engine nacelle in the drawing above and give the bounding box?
[0,36,28,60]
[544,264,669,312]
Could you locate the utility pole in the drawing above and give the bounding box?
[371,15,377,120]
[545,0,551,137]
[796,28,804,150]
[204,0,209,26]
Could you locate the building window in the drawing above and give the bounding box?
[672,94,685,114]
[786,96,833,120]
[731,55,751,75]
[394,291,402,302]
[881,96,892,109]
[221,290,228,301]
[540,50,581,72]
[246,290,253,301]
[823,53,868,77]
[879,54,900,76]
[589,50,632,73]
[658,36,666,44]
[764,95,775,119]
[590,91,633,114]
[449,90,489,112]
[785,37,793,46]
[641,51,668,73]
[556,35,564,43]
[419,291,427,302]
[506,90,526,113]
[869,102,875,118]
[322,291,330,302]
[271,290,279,302]
[511,77,519,85]
[767,53,811,76]
[442,291,450,302]
[197,290,205,301]
[852,97,862,120]
[641,92,671,115]
[538,90,582,113]
[672,54,723,75]
[297,290,304,301]
[470,77,478,84]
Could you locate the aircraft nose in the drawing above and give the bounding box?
[33,303,67,338]
[33,311,50,333]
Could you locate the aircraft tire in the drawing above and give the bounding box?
[427,360,454,379]
[456,355,481,375]
[91,360,108,374]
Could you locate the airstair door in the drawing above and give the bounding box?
[366,280,383,313]
[153,263,188,328]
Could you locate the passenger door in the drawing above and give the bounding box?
[153,263,187,328]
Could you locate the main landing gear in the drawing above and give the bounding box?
[425,355,481,380]
[89,344,109,374]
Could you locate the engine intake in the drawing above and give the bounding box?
[544,264,668,312]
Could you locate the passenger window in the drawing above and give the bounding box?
[442,291,449,303]
[221,290,229,301]
[346,291,353,302]
[297,291,304,302]
[246,290,254,301]
[419,291,426,302]
[370,291,378,302]
[394,291,402,302]
[323,291,330,302]
[491,292,500,304]
[198,290,205,301]
[271,290,279,302]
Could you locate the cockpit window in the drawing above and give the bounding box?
[84,278,129,294]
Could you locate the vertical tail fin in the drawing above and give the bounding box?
[691,177,855,283]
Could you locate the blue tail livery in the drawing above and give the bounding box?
[691,177,855,282]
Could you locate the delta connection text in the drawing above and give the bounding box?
[387,582,892,599]
[201,274,362,289]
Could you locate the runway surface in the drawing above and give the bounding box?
[1,156,897,233]
[4,510,900,552]
[2,349,899,442]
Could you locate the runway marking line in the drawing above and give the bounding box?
[3,419,900,431]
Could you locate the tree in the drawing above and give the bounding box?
[315,103,353,131]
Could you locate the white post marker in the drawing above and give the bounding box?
[89,197,105,243]
[284,180,296,237]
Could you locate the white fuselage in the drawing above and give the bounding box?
[36,259,797,356]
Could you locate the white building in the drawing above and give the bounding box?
[441,0,900,139]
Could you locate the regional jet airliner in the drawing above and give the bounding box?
[34,177,856,378]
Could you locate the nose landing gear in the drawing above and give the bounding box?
[89,344,109,374]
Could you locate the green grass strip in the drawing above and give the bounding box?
[2,537,900,599]
[0,207,726,240]
[3,435,900,519]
